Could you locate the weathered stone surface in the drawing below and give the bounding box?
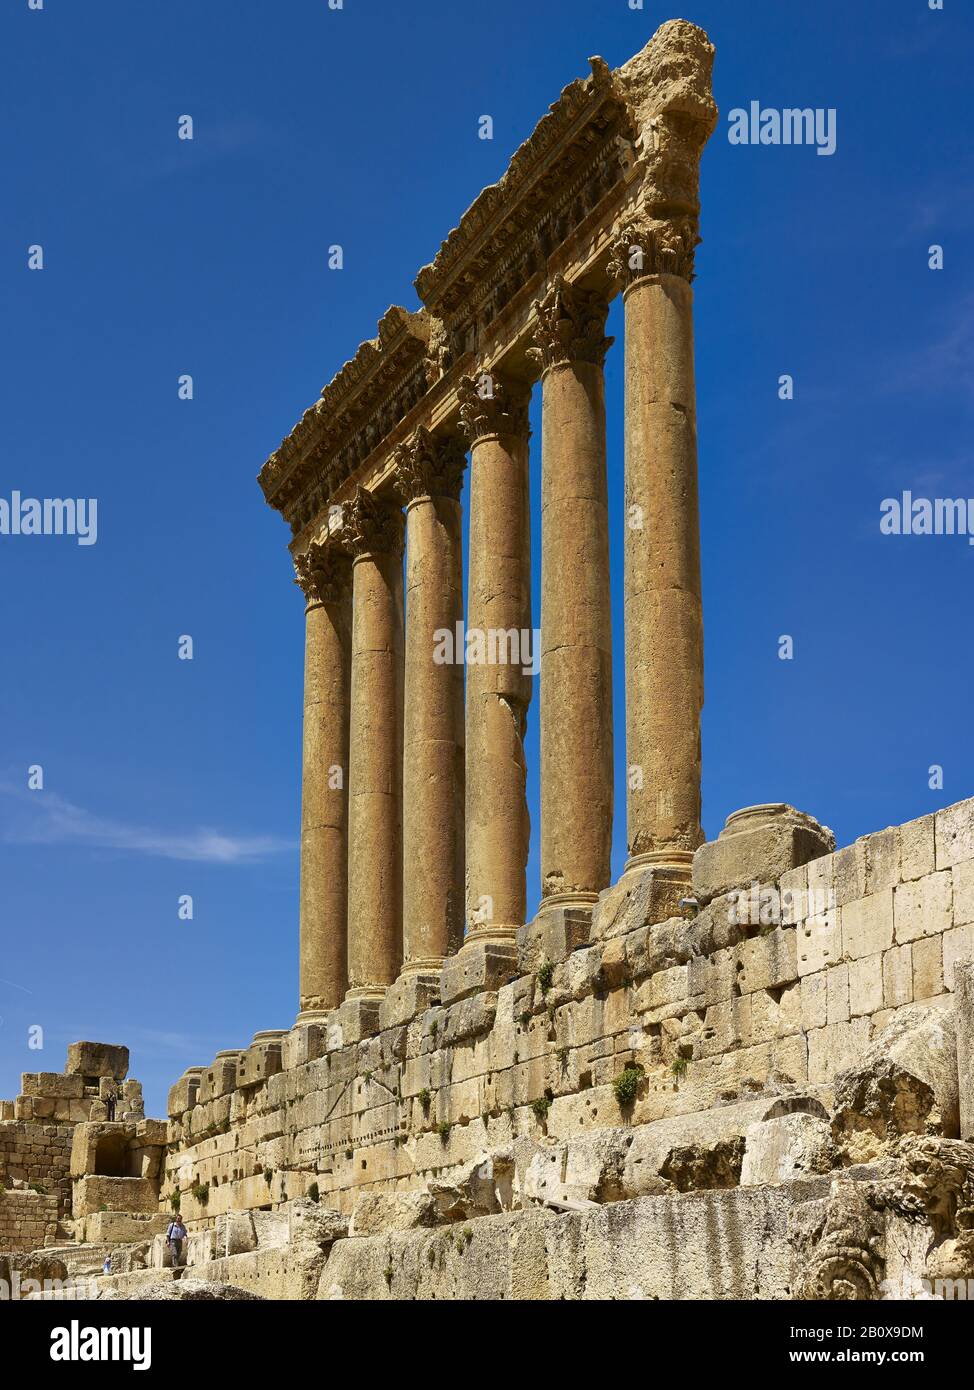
[98,1278,266,1301]
[348,1191,438,1237]
[956,961,974,1142]
[831,1006,959,1164]
[741,1114,833,1187]
[692,805,834,907]
[65,1043,129,1081]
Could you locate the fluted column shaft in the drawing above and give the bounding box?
[529,277,614,908]
[343,489,405,995]
[458,373,532,941]
[613,227,704,870]
[295,544,351,1016]
[394,431,466,971]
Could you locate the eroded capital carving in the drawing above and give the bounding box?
[294,538,352,606]
[338,486,404,560]
[526,275,613,373]
[457,372,531,445]
[391,426,466,505]
[607,215,700,287]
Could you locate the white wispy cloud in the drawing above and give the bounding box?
[0,782,290,864]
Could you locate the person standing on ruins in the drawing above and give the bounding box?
[166,1215,187,1268]
[104,1079,118,1121]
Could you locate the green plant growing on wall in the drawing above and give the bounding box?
[537,959,554,994]
[612,1064,643,1107]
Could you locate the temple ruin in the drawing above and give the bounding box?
[3,20,974,1303]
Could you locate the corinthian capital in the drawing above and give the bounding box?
[391,426,466,504]
[457,371,531,444]
[294,538,352,605]
[526,276,613,373]
[607,216,700,287]
[338,486,404,559]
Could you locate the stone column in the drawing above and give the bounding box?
[382,429,466,1025]
[341,487,405,1032]
[442,371,531,1002]
[609,220,705,889]
[294,540,352,1020]
[528,276,614,920]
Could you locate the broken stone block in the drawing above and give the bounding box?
[427,1149,514,1220]
[348,1191,438,1237]
[288,1199,349,1248]
[167,1068,203,1118]
[692,804,834,907]
[65,1042,129,1080]
[831,1005,959,1164]
[740,1113,832,1186]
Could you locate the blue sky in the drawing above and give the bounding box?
[1,0,971,1117]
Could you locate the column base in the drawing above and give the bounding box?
[517,901,592,974]
[284,1012,332,1068]
[591,854,694,941]
[330,990,385,1046]
[379,969,442,1029]
[440,936,518,1006]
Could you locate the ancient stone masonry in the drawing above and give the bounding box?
[6,21,974,1303]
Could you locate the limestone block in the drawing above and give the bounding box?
[893,872,952,945]
[65,1042,129,1080]
[82,1211,169,1245]
[943,925,974,990]
[912,935,944,1001]
[935,798,974,870]
[956,961,974,1141]
[73,1175,158,1217]
[691,804,834,906]
[687,946,735,1006]
[799,972,828,1030]
[439,941,518,1006]
[288,1199,348,1247]
[831,1005,959,1163]
[428,1149,514,1220]
[591,866,690,940]
[883,943,914,1009]
[807,1019,870,1085]
[517,907,590,974]
[832,841,867,906]
[236,1043,283,1089]
[842,891,894,960]
[198,1054,241,1104]
[20,1072,84,1100]
[848,954,883,1018]
[864,826,901,895]
[826,964,850,1024]
[954,861,974,927]
[13,1096,33,1121]
[740,1113,832,1186]
[379,973,441,1029]
[283,1020,329,1069]
[735,928,798,994]
[796,908,840,977]
[168,1070,202,1119]
[349,1191,438,1237]
[900,814,936,881]
[687,894,746,956]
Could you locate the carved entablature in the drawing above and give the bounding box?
[391,427,466,505]
[527,275,613,372]
[259,21,717,541]
[336,486,404,560]
[607,215,700,286]
[293,538,352,606]
[413,58,630,355]
[258,306,431,533]
[457,372,532,444]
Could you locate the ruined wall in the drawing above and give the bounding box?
[0,1187,60,1252]
[0,1121,73,1220]
[160,796,974,1227]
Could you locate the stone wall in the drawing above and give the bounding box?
[0,1187,59,1251]
[0,1121,73,1219]
[161,796,974,1229]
